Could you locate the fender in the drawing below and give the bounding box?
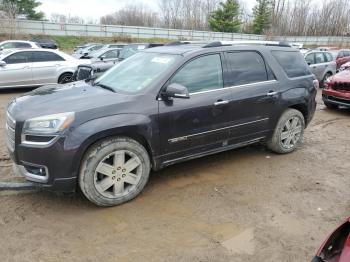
[64,113,159,175]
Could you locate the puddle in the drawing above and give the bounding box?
[221,228,255,255]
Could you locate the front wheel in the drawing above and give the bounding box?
[79,137,151,207]
[321,72,332,88]
[267,109,305,154]
[58,73,73,84]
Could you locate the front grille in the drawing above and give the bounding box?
[332,82,350,91]
[6,111,16,152]
[76,66,92,81]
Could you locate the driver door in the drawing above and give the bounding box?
[158,53,234,163]
[0,51,33,88]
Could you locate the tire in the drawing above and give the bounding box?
[79,137,151,207]
[267,109,305,154]
[58,72,73,84]
[321,72,332,88]
[324,101,338,109]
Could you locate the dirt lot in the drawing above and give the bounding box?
[0,90,349,262]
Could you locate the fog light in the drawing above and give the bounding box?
[23,164,47,177]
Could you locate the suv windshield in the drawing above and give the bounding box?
[95,52,180,93]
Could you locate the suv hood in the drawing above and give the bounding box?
[7,81,134,121]
[330,70,350,83]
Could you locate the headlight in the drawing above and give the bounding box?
[23,112,75,134]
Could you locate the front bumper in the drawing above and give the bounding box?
[12,162,77,192]
[322,89,350,107]
[7,134,79,193]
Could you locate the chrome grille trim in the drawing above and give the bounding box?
[5,111,16,152]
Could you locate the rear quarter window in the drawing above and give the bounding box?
[272,50,311,78]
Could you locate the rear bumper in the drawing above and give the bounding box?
[322,89,350,107]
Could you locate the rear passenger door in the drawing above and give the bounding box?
[225,51,279,140]
[31,51,66,85]
[311,52,327,81]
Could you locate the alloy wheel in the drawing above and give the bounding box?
[94,150,143,198]
[280,116,303,149]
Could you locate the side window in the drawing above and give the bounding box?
[1,43,15,49]
[227,51,268,86]
[32,51,65,62]
[305,53,315,65]
[4,52,31,64]
[14,42,31,48]
[344,51,350,57]
[170,54,223,93]
[103,50,119,59]
[338,51,344,58]
[272,51,311,78]
[315,53,325,64]
[324,53,333,62]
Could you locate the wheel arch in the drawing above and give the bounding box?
[67,114,158,180]
[57,71,74,83]
[289,103,308,123]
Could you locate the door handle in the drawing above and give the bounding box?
[214,100,229,106]
[267,91,278,96]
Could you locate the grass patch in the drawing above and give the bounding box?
[0,34,173,52]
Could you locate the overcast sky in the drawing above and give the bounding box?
[37,0,257,21]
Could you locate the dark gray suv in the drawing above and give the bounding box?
[6,41,317,206]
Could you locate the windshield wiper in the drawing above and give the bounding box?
[94,83,115,92]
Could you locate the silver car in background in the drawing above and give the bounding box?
[72,44,104,59]
[0,49,89,88]
[0,40,40,51]
[304,51,336,87]
[82,47,121,62]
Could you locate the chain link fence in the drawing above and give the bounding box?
[1,19,350,46]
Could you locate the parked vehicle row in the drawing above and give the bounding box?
[74,43,165,81]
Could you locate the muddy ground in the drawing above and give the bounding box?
[0,90,349,262]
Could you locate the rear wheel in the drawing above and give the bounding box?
[58,73,73,84]
[267,109,305,154]
[79,137,151,207]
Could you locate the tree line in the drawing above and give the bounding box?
[2,0,350,37]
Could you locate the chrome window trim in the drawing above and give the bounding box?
[190,80,278,95]
[168,118,269,143]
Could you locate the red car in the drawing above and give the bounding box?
[330,50,350,70]
[322,70,350,109]
[312,218,350,262]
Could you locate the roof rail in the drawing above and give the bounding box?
[202,40,291,48]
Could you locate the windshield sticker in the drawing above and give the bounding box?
[151,57,173,64]
[137,46,146,50]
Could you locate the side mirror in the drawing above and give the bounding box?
[163,83,190,99]
[0,61,6,67]
[100,56,104,61]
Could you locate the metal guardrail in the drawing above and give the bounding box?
[1,19,350,46]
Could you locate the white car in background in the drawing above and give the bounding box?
[0,48,90,89]
[0,40,40,51]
